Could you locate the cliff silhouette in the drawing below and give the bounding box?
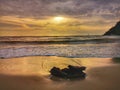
[104,21,120,35]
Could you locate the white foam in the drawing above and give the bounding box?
[0,43,120,58]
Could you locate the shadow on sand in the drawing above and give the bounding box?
[0,74,52,90]
[112,58,120,63]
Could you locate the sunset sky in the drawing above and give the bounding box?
[0,0,120,36]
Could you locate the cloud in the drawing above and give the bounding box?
[0,22,21,27]
[0,0,119,19]
[0,16,32,29]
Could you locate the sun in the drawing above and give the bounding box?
[53,16,64,23]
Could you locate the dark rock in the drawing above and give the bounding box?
[68,65,86,71]
[104,21,120,35]
[50,65,86,79]
[50,67,67,78]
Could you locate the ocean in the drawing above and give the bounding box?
[0,35,120,58]
[0,36,120,90]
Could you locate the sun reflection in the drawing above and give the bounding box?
[0,56,112,75]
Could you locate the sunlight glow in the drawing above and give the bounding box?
[53,16,64,23]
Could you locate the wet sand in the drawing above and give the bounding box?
[0,56,120,90]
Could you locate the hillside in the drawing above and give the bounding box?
[104,21,120,35]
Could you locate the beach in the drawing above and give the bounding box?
[1,0,120,89]
[0,56,120,90]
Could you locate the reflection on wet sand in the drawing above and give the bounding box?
[0,56,113,75]
[0,56,120,90]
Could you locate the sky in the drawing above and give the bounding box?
[0,0,120,36]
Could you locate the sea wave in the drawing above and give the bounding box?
[0,43,120,58]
